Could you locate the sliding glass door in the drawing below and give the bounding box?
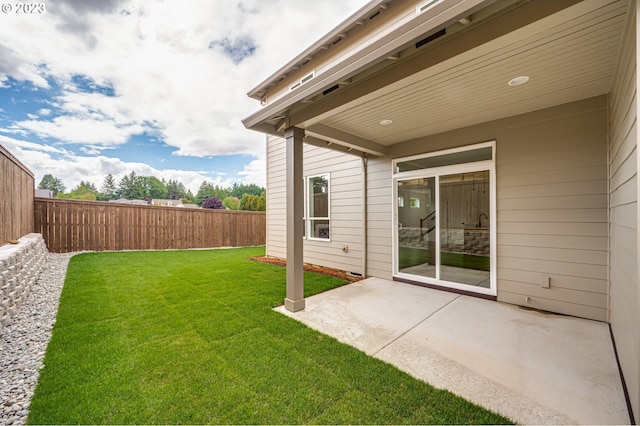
[394,143,495,295]
[397,177,436,278]
[439,171,491,287]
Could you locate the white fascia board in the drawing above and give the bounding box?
[242,0,495,130]
[246,0,388,100]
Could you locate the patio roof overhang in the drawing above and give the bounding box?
[243,0,628,155]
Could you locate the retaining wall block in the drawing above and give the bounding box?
[0,234,48,332]
[0,297,9,325]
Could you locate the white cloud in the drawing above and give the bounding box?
[237,150,265,186]
[0,0,367,177]
[0,133,232,193]
[14,115,146,146]
[0,0,364,150]
[79,145,115,155]
[0,134,71,155]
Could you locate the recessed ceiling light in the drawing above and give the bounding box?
[508,76,529,86]
[380,119,393,125]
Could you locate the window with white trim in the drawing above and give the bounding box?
[308,173,330,240]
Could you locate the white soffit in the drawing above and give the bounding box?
[315,0,628,146]
[243,0,494,131]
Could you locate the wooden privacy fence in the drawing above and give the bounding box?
[1,144,34,243]
[34,198,266,253]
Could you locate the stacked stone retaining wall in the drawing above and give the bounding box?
[0,234,48,332]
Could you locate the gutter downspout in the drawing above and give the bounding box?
[361,156,368,277]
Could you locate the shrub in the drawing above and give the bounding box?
[222,196,240,210]
[202,196,224,209]
[240,194,266,211]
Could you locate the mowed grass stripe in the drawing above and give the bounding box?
[28,247,511,424]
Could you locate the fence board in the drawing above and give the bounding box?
[33,198,266,253]
[0,145,34,244]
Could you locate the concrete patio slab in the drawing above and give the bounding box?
[275,277,630,425]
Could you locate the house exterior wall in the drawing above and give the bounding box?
[376,96,609,321]
[266,135,365,274]
[259,0,637,417]
[267,97,609,322]
[365,157,393,279]
[609,1,639,418]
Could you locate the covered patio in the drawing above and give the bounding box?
[245,0,639,420]
[276,278,630,424]
[244,0,631,319]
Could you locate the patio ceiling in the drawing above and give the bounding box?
[273,0,629,156]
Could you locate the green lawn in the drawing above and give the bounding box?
[399,247,490,271]
[28,247,510,425]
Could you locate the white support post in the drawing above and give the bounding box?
[284,127,305,312]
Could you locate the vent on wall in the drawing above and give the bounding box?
[415,28,446,48]
[290,71,316,91]
[416,0,443,14]
[322,84,339,96]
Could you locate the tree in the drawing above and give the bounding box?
[202,196,224,209]
[239,194,266,211]
[229,183,264,198]
[195,181,228,206]
[100,174,118,200]
[118,171,144,200]
[312,176,329,193]
[38,174,65,196]
[240,194,252,211]
[183,190,196,204]
[139,176,168,199]
[256,195,266,211]
[222,196,240,210]
[195,181,214,205]
[57,181,98,201]
[78,180,98,192]
[165,179,187,200]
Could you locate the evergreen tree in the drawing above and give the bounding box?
[229,183,264,198]
[183,190,196,204]
[38,174,66,196]
[118,171,144,200]
[166,179,187,200]
[195,181,228,206]
[195,181,214,206]
[100,174,118,200]
[213,185,228,200]
[239,193,266,211]
[256,195,266,211]
[78,180,98,192]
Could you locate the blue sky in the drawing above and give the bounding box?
[0,0,366,193]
